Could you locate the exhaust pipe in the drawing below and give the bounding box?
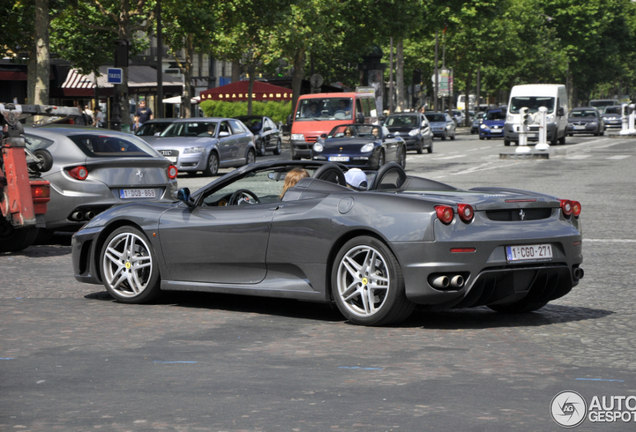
[71,211,83,221]
[430,275,450,289]
[450,275,465,289]
[85,211,95,220]
[573,268,584,280]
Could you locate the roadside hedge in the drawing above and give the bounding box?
[200,100,292,124]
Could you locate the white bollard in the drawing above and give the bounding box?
[629,104,636,134]
[620,103,630,135]
[535,107,550,151]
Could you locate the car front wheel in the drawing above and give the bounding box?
[100,226,161,304]
[273,138,282,155]
[332,236,414,326]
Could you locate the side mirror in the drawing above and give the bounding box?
[287,114,293,126]
[320,133,327,139]
[176,188,195,207]
[219,131,230,137]
[557,107,565,117]
[356,112,365,124]
[386,133,395,139]
[379,115,386,123]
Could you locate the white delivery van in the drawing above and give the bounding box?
[504,84,568,146]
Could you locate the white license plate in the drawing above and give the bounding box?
[528,133,538,138]
[491,129,502,133]
[165,156,177,163]
[120,189,156,199]
[329,156,350,162]
[506,244,553,262]
[574,126,586,130]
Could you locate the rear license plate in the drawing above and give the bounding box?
[120,189,156,199]
[506,244,553,262]
[329,156,350,162]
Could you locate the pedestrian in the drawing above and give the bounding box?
[134,100,153,126]
[93,107,104,128]
[84,105,94,123]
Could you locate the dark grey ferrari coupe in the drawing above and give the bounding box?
[72,160,584,326]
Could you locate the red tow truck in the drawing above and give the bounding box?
[0,103,80,252]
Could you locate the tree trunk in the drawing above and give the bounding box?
[181,36,194,118]
[34,0,49,106]
[247,63,256,115]
[464,71,471,127]
[291,48,306,120]
[396,39,404,112]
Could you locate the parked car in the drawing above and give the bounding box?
[234,115,282,156]
[72,160,585,326]
[450,109,465,125]
[23,127,178,237]
[134,118,176,144]
[311,124,406,169]
[602,105,623,129]
[425,112,456,140]
[471,112,487,134]
[479,108,507,140]
[150,117,256,176]
[567,107,605,136]
[383,112,433,153]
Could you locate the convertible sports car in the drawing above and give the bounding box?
[72,160,584,326]
[311,124,407,169]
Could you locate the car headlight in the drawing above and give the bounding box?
[547,114,555,123]
[480,124,489,130]
[291,134,305,141]
[408,128,421,136]
[361,143,375,153]
[312,143,324,152]
[588,122,597,126]
[446,124,452,129]
[507,114,514,122]
[183,147,204,154]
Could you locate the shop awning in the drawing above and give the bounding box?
[199,80,292,102]
[162,95,200,104]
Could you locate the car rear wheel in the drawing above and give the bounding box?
[259,140,267,156]
[100,226,161,304]
[488,300,548,313]
[375,150,385,170]
[203,151,219,176]
[273,138,282,155]
[398,147,406,168]
[0,224,38,253]
[331,236,414,326]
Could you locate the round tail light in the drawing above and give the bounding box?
[457,203,474,223]
[571,200,581,217]
[167,165,178,179]
[68,166,88,180]
[435,205,454,224]
[560,199,573,217]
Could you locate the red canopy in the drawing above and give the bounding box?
[199,80,292,102]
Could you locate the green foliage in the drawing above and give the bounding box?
[200,100,292,124]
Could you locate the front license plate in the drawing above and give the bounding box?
[506,244,553,262]
[120,189,156,199]
[491,129,502,133]
[574,126,586,130]
[165,156,177,163]
[329,156,350,162]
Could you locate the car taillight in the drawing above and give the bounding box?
[560,199,573,217]
[68,166,88,180]
[30,183,50,200]
[167,165,178,179]
[457,203,474,223]
[571,200,581,217]
[435,205,454,224]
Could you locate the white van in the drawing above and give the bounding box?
[504,84,568,146]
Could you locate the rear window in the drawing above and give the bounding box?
[385,115,417,127]
[425,114,445,122]
[485,111,505,120]
[68,134,158,158]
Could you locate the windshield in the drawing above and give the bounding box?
[67,134,158,158]
[328,124,381,139]
[485,111,505,121]
[385,115,417,127]
[162,121,218,137]
[425,114,445,122]
[295,97,353,121]
[590,100,616,109]
[509,97,555,114]
[570,110,597,118]
[604,106,621,115]
[135,121,172,137]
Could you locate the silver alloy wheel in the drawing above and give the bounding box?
[102,232,153,298]
[335,245,390,318]
[247,149,255,165]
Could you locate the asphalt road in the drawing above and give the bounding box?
[1,131,635,431]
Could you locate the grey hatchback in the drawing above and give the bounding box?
[24,127,178,234]
[150,118,256,176]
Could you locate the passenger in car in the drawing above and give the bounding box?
[345,168,368,190]
[279,168,309,198]
[345,127,355,137]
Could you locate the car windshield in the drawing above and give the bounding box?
[327,124,381,139]
[604,106,621,115]
[295,97,353,121]
[162,122,218,137]
[135,122,172,137]
[236,117,263,133]
[509,97,555,114]
[485,111,505,120]
[570,110,597,118]
[425,114,445,122]
[385,115,417,127]
[67,134,158,158]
